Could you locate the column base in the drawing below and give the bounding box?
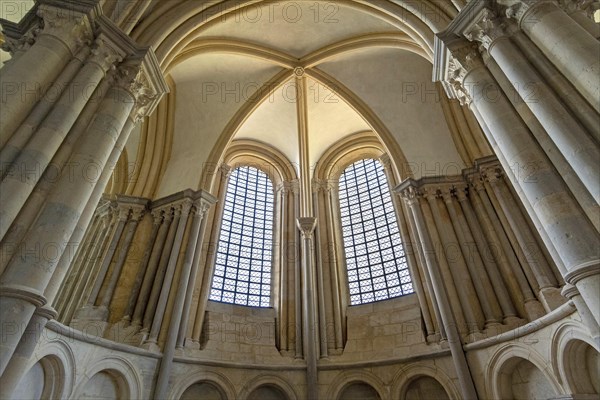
[524,299,546,320]
[140,340,161,353]
[538,286,567,312]
[70,306,109,337]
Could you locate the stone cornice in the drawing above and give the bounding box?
[149,189,217,210]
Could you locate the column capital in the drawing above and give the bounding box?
[129,206,146,222]
[116,207,131,222]
[464,8,511,52]
[86,36,124,72]
[446,44,485,105]
[192,198,212,217]
[311,178,328,193]
[36,1,98,54]
[454,185,469,202]
[502,0,558,27]
[219,163,233,181]
[0,5,42,55]
[438,186,455,203]
[112,48,168,122]
[150,208,164,225]
[296,217,317,238]
[162,207,174,223]
[480,165,503,184]
[398,184,421,207]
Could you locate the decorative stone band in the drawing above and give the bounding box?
[0,284,47,308]
[503,0,556,28]
[563,261,600,285]
[297,217,317,238]
[35,305,58,321]
[560,283,580,299]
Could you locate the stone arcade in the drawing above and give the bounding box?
[0,0,599,399]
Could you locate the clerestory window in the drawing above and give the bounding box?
[338,158,413,305]
[209,166,274,307]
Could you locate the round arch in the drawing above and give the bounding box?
[552,321,600,395]
[391,363,461,400]
[314,131,388,181]
[130,0,455,68]
[326,370,387,400]
[72,356,143,400]
[219,139,298,190]
[486,343,563,399]
[169,370,236,400]
[239,375,298,400]
[19,339,76,400]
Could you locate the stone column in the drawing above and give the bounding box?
[470,176,544,320]
[61,209,115,324]
[424,188,484,334]
[98,204,145,309]
[440,187,503,327]
[404,204,446,340]
[510,31,599,140]
[0,37,123,240]
[142,206,180,334]
[292,182,304,359]
[0,71,114,269]
[455,187,520,324]
[123,209,163,322]
[466,11,600,202]
[400,185,479,400]
[324,182,345,349]
[446,43,600,327]
[312,181,329,358]
[0,306,57,398]
[190,165,232,347]
[176,197,215,348]
[131,208,172,328]
[297,217,319,400]
[85,206,129,308]
[48,116,138,312]
[0,46,91,179]
[0,1,97,145]
[0,53,162,374]
[381,155,435,339]
[482,167,565,311]
[154,198,213,399]
[52,209,103,311]
[559,0,600,39]
[144,200,192,347]
[276,184,290,352]
[503,0,600,111]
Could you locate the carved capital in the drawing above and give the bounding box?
[296,217,317,238]
[447,44,484,106]
[480,166,503,184]
[454,185,469,202]
[400,185,421,207]
[177,199,193,217]
[130,206,146,222]
[37,4,93,53]
[311,178,328,193]
[1,28,39,55]
[151,209,164,225]
[438,186,455,203]
[464,8,510,51]
[87,37,123,73]
[162,207,174,223]
[504,0,556,27]
[193,199,212,217]
[117,207,131,221]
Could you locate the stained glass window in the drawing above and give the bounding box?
[338,159,413,305]
[209,166,274,307]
